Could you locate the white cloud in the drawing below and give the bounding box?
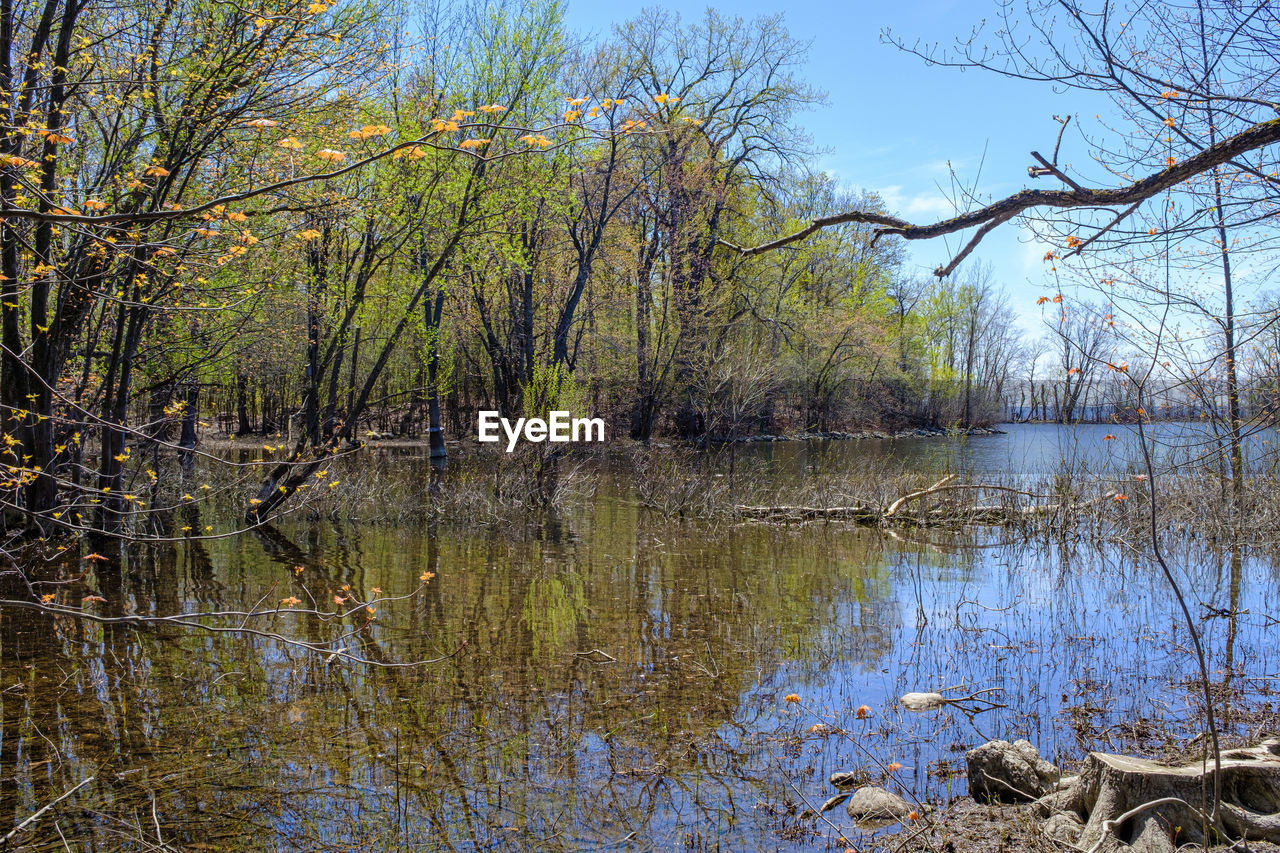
[1019,233,1055,276]
[876,185,957,218]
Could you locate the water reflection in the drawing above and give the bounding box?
[727,421,1280,482]
[1,441,1277,850]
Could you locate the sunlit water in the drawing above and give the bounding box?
[1,425,1277,850]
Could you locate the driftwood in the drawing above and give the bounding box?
[734,504,881,522]
[1036,740,1280,853]
[737,475,1084,525]
[903,688,1007,738]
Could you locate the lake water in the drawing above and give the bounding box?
[1,424,1276,850]
[727,420,1280,481]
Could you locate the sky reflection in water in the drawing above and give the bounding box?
[1,424,1276,851]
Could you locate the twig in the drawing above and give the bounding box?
[979,768,1040,802]
[1062,201,1142,259]
[1,776,95,844]
[786,776,850,841]
[1029,151,1086,192]
[885,475,960,517]
[573,648,617,664]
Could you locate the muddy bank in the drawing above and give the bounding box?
[817,733,1280,853]
[894,798,1280,853]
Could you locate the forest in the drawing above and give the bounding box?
[3,0,1280,541]
[0,0,1121,541]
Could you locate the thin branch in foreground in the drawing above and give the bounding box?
[721,116,1280,274]
[1,776,95,844]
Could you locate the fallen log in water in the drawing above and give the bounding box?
[734,504,882,522]
[736,475,1095,525]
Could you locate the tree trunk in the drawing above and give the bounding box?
[236,373,252,435]
[425,292,446,460]
[1043,742,1280,853]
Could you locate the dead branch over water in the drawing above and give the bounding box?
[735,474,1108,526]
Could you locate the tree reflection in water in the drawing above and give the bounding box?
[0,456,1274,850]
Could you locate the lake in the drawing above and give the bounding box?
[1,424,1276,850]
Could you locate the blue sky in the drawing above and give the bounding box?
[563,0,1113,333]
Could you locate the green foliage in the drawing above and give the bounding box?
[0,0,1026,539]
[522,361,583,421]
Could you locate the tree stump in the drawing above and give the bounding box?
[1049,740,1280,853]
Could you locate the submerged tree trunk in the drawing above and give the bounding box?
[178,383,199,450]
[236,373,252,435]
[425,291,447,460]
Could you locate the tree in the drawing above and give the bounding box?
[1046,301,1116,423]
[614,8,822,437]
[0,0,388,537]
[246,0,571,522]
[0,0,581,539]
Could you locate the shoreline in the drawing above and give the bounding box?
[195,425,1010,452]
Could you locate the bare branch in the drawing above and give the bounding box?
[724,116,1280,274]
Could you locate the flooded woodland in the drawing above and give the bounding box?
[3,426,1277,850]
[3,0,1280,848]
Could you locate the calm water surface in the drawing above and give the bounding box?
[732,421,1280,481]
[1,425,1277,850]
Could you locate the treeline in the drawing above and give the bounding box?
[192,6,1028,448]
[214,254,1022,442]
[0,0,1033,535]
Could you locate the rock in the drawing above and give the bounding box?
[829,770,861,789]
[845,786,914,822]
[819,793,850,813]
[900,691,948,711]
[966,739,1060,803]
